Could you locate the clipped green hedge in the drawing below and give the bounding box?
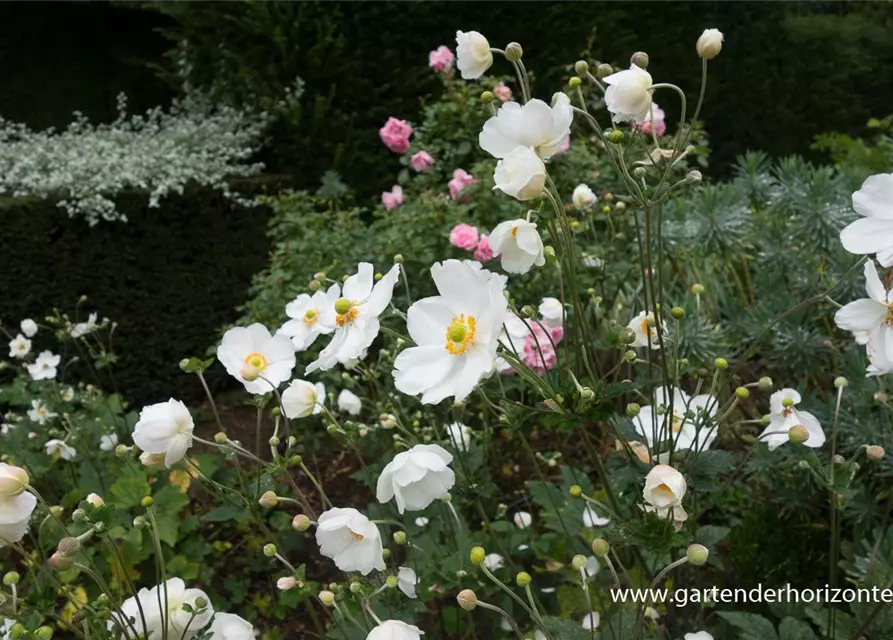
[0,184,277,403]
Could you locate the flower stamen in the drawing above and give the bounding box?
[445,314,477,356]
[243,352,268,371]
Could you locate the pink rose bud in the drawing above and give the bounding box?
[410,151,435,173]
[493,82,512,102]
[449,223,480,250]
[428,45,455,73]
[382,185,405,211]
[448,169,477,201]
[473,234,495,262]
[379,117,413,154]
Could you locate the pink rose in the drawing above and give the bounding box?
[382,185,404,211]
[428,46,455,73]
[493,82,512,102]
[473,234,495,262]
[410,151,435,173]
[379,117,413,154]
[522,322,564,374]
[449,223,479,250]
[638,103,666,137]
[448,169,477,200]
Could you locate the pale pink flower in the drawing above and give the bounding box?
[555,135,570,155]
[523,323,564,374]
[449,223,479,250]
[638,103,667,137]
[449,169,477,200]
[428,46,455,73]
[473,234,495,262]
[410,151,435,173]
[493,82,512,102]
[382,185,404,211]
[379,117,413,154]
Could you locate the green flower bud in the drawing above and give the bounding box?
[133,516,147,528]
[788,425,809,445]
[618,327,636,344]
[349,581,362,594]
[758,377,773,391]
[714,357,728,370]
[607,130,624,144]
[140,496,153,508]
[686,170,702,184]
[574,60,590,74]
[671,307,685,319]
[834,376,848,389]
[258,491,278,508]
[114,444,130,458]
[480,91,494,104]
[571,554,587,570]
[318,590,335,606]
[308,280,321,292]
[393,254,404,264]
[516,571,532,587]
[195,596,208,609]
[292,514,312,532]
[597,63,613,78]
[630,51,649,68]
[393,531,408,545]
[263,543,277,557]
[385,576,398,589]
[214,432,227,444]
[691,283,705,295]
[72,508,87,522]
[505,42,523,62]
[470,546,486,566]
[591,538,610,557]
[760,415,771,426]
[568,76,582,89]
[8,624,24,640]
[35,627,54,640]
[382,549,391,560]
[735,387,750,400]
[623,350,637,363]
[626,403,641,418]
[633,166,647,178]
[569,485,583,499]
[687,543,709,566]
[3,571,20,585]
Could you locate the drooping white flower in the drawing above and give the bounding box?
[759,388,825,450]
[132,399,194,468]
[585,556,600,577]
[513,511,533,529]
[28,400,57,425]
[633,386,718,452]
[582,504,611,528]
[44,439,76,460]
[479,93,573,160]
[217,324,296,395]
[627,311,660,349]
[60,387,75,402]
[306,263,401,374]
[581,612,600,631]
[840,174,893,266]
[643,464,686,508]
[834,260,893,374]
[696,29,724,60]
[367,620,424,640]
[397,566,418,599]
[0,486,37,549]
[393,260,507,403]
[0,464,28,498]
[685,633,714,640]
[71,313,100,338]
[483,553,505,570]
[445,422,471,451]
[27,351,61,381]
[316,507,385,575]
[376,444,455,514]
[281,380,326,419]
[493,146,547,201]
[8,334,31,359]
[538,297,564,327]
[20,319,38,338]
[455,31,493,80]
[111,578,213,640]
[279,285,340,351]
[572,184,597,210]
[489,219,545,274]
[337,389,362,416]
[206,613,254,640]
[100,434,119,452]
[603,64,654,124]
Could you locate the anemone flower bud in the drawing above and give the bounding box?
[258,491,279,508]
[696,29,724,60]
[686,544,709,566]
[457,589,478,611]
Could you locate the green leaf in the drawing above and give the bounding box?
[203,504,244,522]
[541,616,590,640]
[716,612,779,640]
[109,468,150,508]
[778,617,815,640]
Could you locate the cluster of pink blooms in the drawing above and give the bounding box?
[522,322,565,375]
[410,151,435,172]
[379,117,413,153]
[637,103,667,137]
[428,45,455,73]
[448,169,477,200]
[449,223,494,262]
[382,185,404,211]
[493,82,512,102]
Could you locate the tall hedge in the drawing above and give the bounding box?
[0,187,273,404]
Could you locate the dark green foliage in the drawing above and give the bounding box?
[0,185,273,403]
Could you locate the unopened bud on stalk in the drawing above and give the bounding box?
[633,166,647,178]
[133,516,147,528]
[867,445,886,461]
[626,403,641,418]
[49,552,73,571]
[277,576,297,591]
[258,491,278,508]
[568,76,582,89]
[457,589,478,611]
[385,576,398,589]
[607,130,625,144]
[480,91,494,104]
[57,537,81,557]
[685,170,702,184]
[195,596,208,610]
[349,581,362,594]
[592,538,610,557]
[35,627,54,640]
[580,387,595,402]
[624,349,637,363]
[735,387,750,400]
[571,554,587,570]
[714,357,728,370]
[788,425,809,445]
[382,549,391,560]
[292,514,312,532]
[574,60,589,74]
[521,305,536,318]
[691,283,705,295]
[619,327,636,344]
[115,444,130,458]
[671,307,685,319]
[696,29,724,60]
[393,531,407,545]
[8,625,23,640]
[569,485,583,499]
[263,543,277,557]
[834,376,848,389]
[686,544,709,565]
[505,42,523,62]
[758,377,773,391]
[597,63,613,78]
[308,280,321,292]
[214,432,227,444]
[240,363,260,382]
[798,460,810,469]
[516,571,532,587]
[318,590,335,606]
[140,496,153,508]
[2,571,20,586]
[630,51,649,68]
[72,508,87,522]
[470,547,486,566]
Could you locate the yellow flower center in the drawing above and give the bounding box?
[348,528,364,541]
[303,309,319,325]
[653,483,675,501]
[334,298,359,327]
[445,315,476,355]
[885,303,893,326]
[243,352,268,371]
[511,225,518,237]
[671,410,684,433]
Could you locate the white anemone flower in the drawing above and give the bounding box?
[633,386,717,452]
[835,260,893,371]
[44,439,77,460]
[513,511,533,529]
[627,311,660,349]
[111,578,213,640]
[581,612,600,631]
[393,260,507,403]
[445,422,471,451]
[20,319,38,338]
[455,30,493,80]
[0,481,36,549]
[840,174,893,266]
[493,145,547,201]
[306,263,401,373]
[217,323,296,395]
[316,507,385,575]
[582,504,611,528]
[131,399,194,468]
[643,464,686,508]
[100,434,119,452]
[28,400,57,425]
[397,566,419,599]
[685,633,715,640]
[337,389,362,416]
[759,388,825,450]
[479,92,573,160]
[367,620,424,640]
[206,613,254,640]
[489,219,545,274]
[279,285,340,350]
[573,184,597,210]
[8,334,31,359]
[483,553,505,570]
[603,64,654,124]
[281,380,326,419]
[538,297,564,327]
[27,351,61,381]
[376,444,455,514]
